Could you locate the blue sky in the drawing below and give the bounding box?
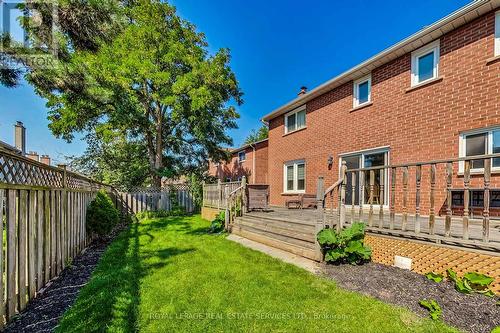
[0,0,471,163]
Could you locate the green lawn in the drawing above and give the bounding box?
[57,215,457,333]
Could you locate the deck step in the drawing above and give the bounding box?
[232,223,319,261]
[242,213,317,230]
[234,218,315,249]
[236,217,316,243]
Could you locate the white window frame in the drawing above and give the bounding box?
[458,127,500,174]
[283,160,306,193]
[238,151,246,162]
[339,146,390,208]
[411,40,440,87]
[353,74,371,108]
[284,105,306,134]
[495,11,500,56]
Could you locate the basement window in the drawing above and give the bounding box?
[411,40,440,86]
[284,106,306,134]
[353,75,371,107]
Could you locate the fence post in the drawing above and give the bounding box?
[217,179,222,211]
[224,185,230,231]
[315,176,325,261]
[241,176,247,213]
[338,161,347,232]
[58,164,68,270]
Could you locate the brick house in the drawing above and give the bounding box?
[208,138,268,184]
[259,1,500,217]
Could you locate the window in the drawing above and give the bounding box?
[340,148,389,206]
[284,160,305,193]
[284,106,306,134]
[411,40,440,86]
[353,75,371,107]
[459,128,500,172]
[496,11,500,56]
[238,151,246,162]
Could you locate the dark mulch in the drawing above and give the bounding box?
[321,262,500,333]
[3,223,129,333]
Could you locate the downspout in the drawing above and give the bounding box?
[249,143,256,184]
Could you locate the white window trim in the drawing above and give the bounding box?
[458,127,500,174]
[284,105,306,134]
[495,11,500,57]
[353,74,371,108]
[411,40,440,87]
[283,160,306,193]
[238,151,246,162]
[339,147,390,208]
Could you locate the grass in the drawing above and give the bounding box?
[57,215,458,332]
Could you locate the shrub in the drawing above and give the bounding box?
[447,269,495,297]
[419,299,442,320]
[209,212,225,234]
[425,272,444,283]
[86,190,120,238]
[317,223,371,264]
[136,209,185,221]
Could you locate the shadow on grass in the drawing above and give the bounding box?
[56,219,194,333]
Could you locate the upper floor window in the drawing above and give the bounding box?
[353,75,371,108]
[495,11,500,56]
[284,106,306,134]
[411,40,440,86]
[238,151,246,162]
[459,128,500,172]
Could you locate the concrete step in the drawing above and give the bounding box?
[232,224,320,261]
[236,217,316,243]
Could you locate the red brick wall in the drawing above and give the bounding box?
[268,10,500,213]
[208,140,268,184]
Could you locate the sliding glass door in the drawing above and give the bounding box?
[341,149,389,206]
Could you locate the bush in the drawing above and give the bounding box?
[86,190,120,238]
[209,212,225,234]
[317,223,372,264]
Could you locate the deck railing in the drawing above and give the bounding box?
[202,180,242,210]
[323,153,500,252]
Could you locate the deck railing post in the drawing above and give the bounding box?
[368,169,374,227]
[316,176,325,261]
[483,158,491,243]
[338,161,347,232]
[224,185,230,231]
[217,179,222,211]
[463,160,470,240]
[241,176,247,214]
[445,162,453,237]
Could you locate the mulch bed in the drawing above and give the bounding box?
[3,223,129,333]
[321,262,500,333]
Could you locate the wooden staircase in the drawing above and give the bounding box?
[232,212,321,261]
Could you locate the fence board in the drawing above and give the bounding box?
[6,189,17,320]
[18,190,27,311]
[28,190,36,299]
[0,189,5,326]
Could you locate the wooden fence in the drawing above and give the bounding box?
[202,180,242,209]
[0,148,116,327]
[121,185,196,214]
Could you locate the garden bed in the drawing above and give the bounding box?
[3,222,129,333]
[321,262,500,333]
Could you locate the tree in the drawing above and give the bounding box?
[244,125,268,145]
[6,0,242,188]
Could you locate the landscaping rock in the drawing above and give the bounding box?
[321,262,500,333]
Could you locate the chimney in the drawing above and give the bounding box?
[40,155,51,166]
[26,151,39,162]
[14,121,26,155]
[298,86,308,96]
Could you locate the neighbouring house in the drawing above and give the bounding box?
[262,1,500,216]
[208,138,268,184]
[0,121,52,165]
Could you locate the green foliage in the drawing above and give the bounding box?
[317,223,372,264]
[425,272,444,283]
[209,212,225,234]
[244,125,269,145]
[492,326,500,333]
[86,191,120,238]
[419,299,442,320]
[136,209,186,221]
[447,269,495,297]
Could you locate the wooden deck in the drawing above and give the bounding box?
[242,206,500,253]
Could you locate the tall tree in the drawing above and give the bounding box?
[5,0,242,188]
[244,125,268,145]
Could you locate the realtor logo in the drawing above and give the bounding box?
[0,0,58,69]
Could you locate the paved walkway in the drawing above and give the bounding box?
[227,234,320,274]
